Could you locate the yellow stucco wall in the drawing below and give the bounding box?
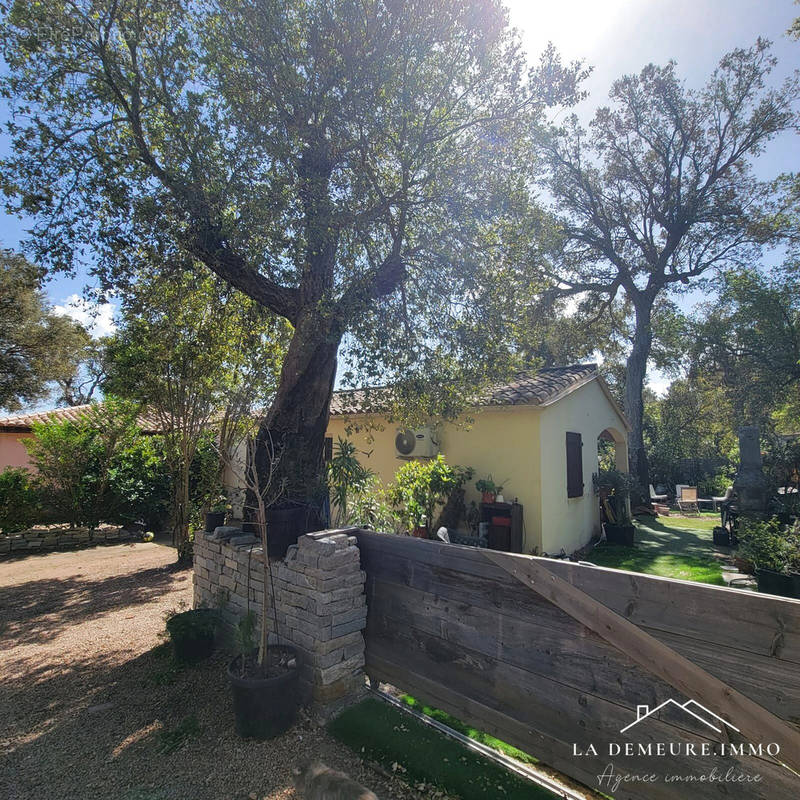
[327,406,545,551]
[326,377,628,556]
[536,379,629,555]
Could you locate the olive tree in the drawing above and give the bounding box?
[535,40,797,498]
[1,0,581,503]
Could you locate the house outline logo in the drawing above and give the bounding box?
[620,699,741,735]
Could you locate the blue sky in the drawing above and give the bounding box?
[1,0,798,379]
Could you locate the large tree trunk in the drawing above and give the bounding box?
[253,132,343,520]
[255,309,342,511]
[624,298,654,505]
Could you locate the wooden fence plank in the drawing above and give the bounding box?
[355,531,800,797]
[484,549,800,775]
[356,533,800,663]
[366,625,799,800]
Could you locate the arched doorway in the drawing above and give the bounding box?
[596,427,629,533]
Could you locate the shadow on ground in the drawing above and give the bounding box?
[0,563,188,646]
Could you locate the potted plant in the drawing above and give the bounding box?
[595,469,636,546]
[736,517,800,599]
[165,607,219,663]
[222,432,301,739]
[205,494,229,532]
[391,457,473,538]
[228,610,299,739]
[475,476,501,504]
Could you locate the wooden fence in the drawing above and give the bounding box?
[354,531,800,799]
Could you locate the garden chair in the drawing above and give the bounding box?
[712,486,733,512]
[676,486,700,515]
[649,484,668,503]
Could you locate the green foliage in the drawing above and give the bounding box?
[736,517,798,574]
[0,467,41,533]
[108,434,171,528]
[697,469,733,498]
[348,477,398,533]
[692,268,800,428]
[475,475,503,494]
[23,400,170,527]
[391,456,473,534]
[0,248,91,412]
[165,608,219,642]
[327,437,374,526]
[0,0,586,502]
[537,41,797,494]
[235,610,257,658]
[644,378,737,490]
[104,269,288,546]
[594,468,637,524]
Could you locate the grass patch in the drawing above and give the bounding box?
[328,698,559,800]
[400,695,537,766]
[584,514,725,585]
[157,714,202,754]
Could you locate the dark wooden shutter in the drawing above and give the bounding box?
[566,432,583,498]
[324,436,333,463]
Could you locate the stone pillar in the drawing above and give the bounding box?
[733,426,769,514]
[273,531,367,710]
[192,528,367,715]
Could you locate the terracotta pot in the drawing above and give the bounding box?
[411,526,428,538]
[481,492,496,504]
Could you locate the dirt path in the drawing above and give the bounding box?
[0,542,426,800]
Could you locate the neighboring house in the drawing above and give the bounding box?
[0,406,94,471]
[0,404,161,472]
[326,364,630,556]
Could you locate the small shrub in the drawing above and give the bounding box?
[390,456,473,535]
[328,437,374,526]
[736,517,797,573]
[0,467,41,533]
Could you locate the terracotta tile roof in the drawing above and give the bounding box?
[1,364,613,431]
[0,404,163,434]
[329,364,600,416]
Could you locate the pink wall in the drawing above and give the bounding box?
[0,432,34,471]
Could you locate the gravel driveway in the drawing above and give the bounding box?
[0,542,429,800]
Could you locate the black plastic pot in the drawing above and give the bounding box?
[712,527,731,546]
[166,608,218,663]
[265,503,312,559]
[605,524,635,546]
[228,646,300,739]
[756,569,800,599]
[205,511,226,532]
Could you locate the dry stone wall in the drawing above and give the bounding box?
[193,528,367,711]
[0,526,141,555]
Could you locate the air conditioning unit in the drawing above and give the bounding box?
[395,427,438,459]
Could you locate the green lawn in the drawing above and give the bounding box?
[400,695,538,766]
[328,697,560,800]
[584,513,725,585]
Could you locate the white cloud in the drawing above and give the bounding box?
[53,294,117,338]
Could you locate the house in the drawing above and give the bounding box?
[0,406,95,471]
[0,404,161,471]
[326,364,630,556]
[1,364,629,555]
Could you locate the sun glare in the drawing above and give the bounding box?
[505,0,637,62]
